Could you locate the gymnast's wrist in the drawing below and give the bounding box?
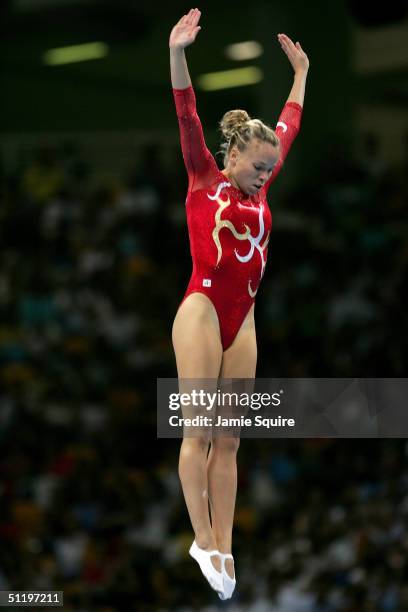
[294,67,308,78]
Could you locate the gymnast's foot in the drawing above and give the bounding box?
[189,540,224,594]
[218,553,236,600]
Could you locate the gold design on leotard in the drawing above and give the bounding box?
[248,231,270,297]
[210,192,250,266]
[207,181,269,297]
[248,282,257,298]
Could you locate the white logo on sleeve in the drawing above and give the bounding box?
[277,121,287,132]
[203,279,212,287]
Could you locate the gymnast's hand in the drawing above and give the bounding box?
[277,33,309,74]
[169,8,202,49]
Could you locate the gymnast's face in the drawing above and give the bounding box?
[226,139,280,196]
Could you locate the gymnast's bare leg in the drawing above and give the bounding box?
[207,304,257,580]
[172,293,223,571]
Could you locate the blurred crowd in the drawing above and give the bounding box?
[0,130,407,611]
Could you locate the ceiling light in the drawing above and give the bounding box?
[225,41,263,61]
[197,67,263,91]
[43,42,109,66]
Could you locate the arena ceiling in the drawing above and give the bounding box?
[2,0,408,133]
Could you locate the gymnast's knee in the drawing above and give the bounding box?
[211,436,240,454]
[180,435,211,455]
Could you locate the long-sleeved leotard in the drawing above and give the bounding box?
[173,84,302,350]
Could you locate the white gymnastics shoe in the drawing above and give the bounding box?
[189,540,224,595]
[218,553,236,600]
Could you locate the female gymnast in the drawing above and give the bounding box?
[169,7,309,600]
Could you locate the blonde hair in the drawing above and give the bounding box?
[217,109,280,167]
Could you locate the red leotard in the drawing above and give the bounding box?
[173,85,302,350]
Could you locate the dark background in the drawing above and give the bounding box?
[0,1,408,610]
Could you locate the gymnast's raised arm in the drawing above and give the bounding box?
[169,8,216,190]
[169,8,201,89]
[264,33,309,189]
[277,33,309,107]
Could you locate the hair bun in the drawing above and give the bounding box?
[219,109,251,140]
